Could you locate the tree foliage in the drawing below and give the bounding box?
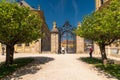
[75,0,120,64]
[0,0,43,65]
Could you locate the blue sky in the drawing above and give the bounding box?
[25,0,95,30]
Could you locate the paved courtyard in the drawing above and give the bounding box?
[0,53,118,80]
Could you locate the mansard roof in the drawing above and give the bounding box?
[19,0,34,10]
[18,1,50,34]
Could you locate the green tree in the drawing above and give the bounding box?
[75,0,120,64]
[0,0,42,65]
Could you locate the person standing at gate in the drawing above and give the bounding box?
[89,47,93,58]
[2,46,5,55]
[61,45,65,54]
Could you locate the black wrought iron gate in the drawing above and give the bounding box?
[58,21,76,53]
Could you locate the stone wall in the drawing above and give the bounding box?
[76,36,84,53]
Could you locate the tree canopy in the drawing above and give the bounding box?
[0,0,43,65]
[75,0,120,64]
[0,1,42,46]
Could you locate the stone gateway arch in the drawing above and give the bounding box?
[51,21,84,54]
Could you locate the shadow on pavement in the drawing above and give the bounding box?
[77,57,118,80]
[3,56,54,80]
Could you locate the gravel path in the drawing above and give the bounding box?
[0,53,118,80]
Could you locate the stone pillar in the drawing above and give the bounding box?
[76,36,84,53]
[51,22,59,53]
[35,39,42,53]
[22,44,25,52]
[76,22,84,53]
[94,43,100,54]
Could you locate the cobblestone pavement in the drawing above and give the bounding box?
[0,53,118,80]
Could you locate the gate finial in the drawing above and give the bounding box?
[51,21,58,33]
[38,5,41,10]
[77,22,81,28]
[53,21,57,28]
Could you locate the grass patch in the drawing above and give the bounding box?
[80,57,120,79]
[0,58,34,79]
[81,57,102,64]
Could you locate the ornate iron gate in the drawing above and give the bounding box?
[58,21,76,53]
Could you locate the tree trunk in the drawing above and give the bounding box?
[5,45,14,65]
[99,44,107,65]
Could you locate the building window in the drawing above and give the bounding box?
[25,43,29,46]
[17,43,22,47]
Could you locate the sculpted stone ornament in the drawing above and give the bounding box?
[38,5,40,10]
[53,21,57,28]
[77,22,81,28]
[52,21,58,33]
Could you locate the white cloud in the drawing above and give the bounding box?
[72,0,78,17]
[47,1,56,14]
[56,0,66,14]
[72,0,79,24]
[46,0,66,15]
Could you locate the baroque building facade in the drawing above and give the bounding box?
[95,0,109,10]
